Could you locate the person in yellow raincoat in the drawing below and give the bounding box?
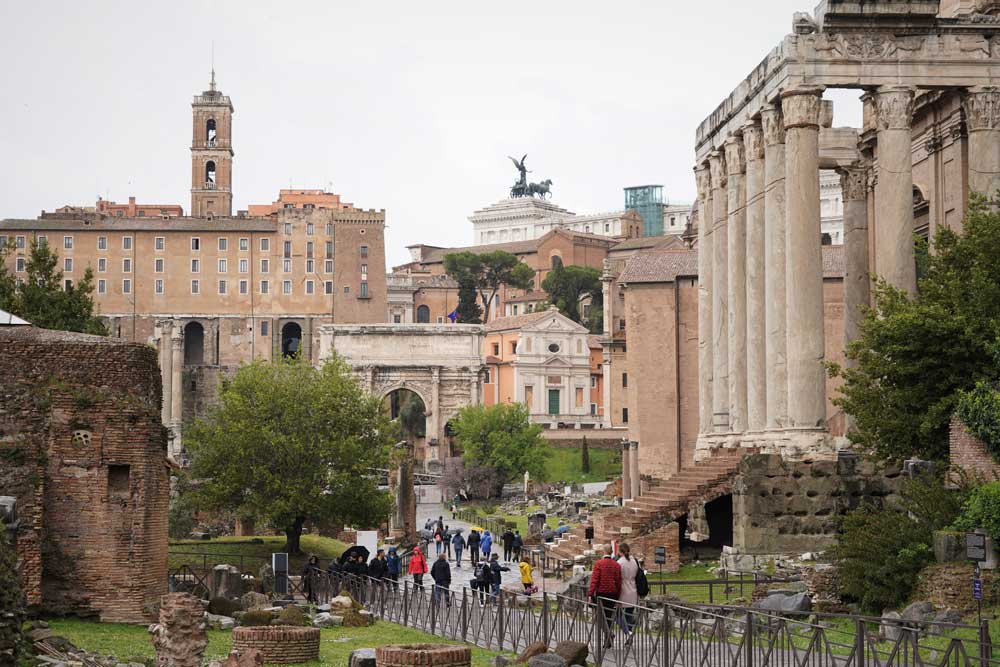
[519,556,537,594]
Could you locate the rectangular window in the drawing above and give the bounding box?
[324,281,333,295]
[108,464,130,497]
[261,320,269,336]
[484,369,492,383]
[591,376,597,388]
[575,387,584,408]
[37,236,47,247]
[218,259,227,273]
[618,318,626,331]
[306,241,314,259]
[492,343,499,356]
[239,258,248,273]
[325,241,333,258]
[98,258,107,273]
[306,280,314,295]
[64,258,73,272]
[218,279,227,294]
[622,407,629,424]
[191,237,200,251]
[344,286,350,294]
[98,279,106,294]
[97,236,107,250]
[510,341,517,354]
[393,314,401,323]
[306,259,314,273]
[283,280,292,294]
[261,259,270,273]
[325,223,333,235]
[191,279,200,294]
[0,235,6,247]
[239,279,248,294]
[260,280,269,294]
[622,373,628,388]
[16,235,26,249]
[123,258,132,273]
[360,282,369,298]
[361,263,368,276]
[239,237,249,251]
[155,236,165,251]
[63,235,73,249]
[155,258,164,273]
[525,385,534,407]
[283,240,291,258]
[260,238,270,252]
[191,258,200,273]
[122,236,132,250]
[15,257,25,272]
[325,259,333,273]
[284,222,292,235]
[151,278,164,295]
[283,259,291,273]
[360,245,369,258]
[122,278,132,294]
[218,237,228,251]
[591,403,597,416]
[306,223,314,236]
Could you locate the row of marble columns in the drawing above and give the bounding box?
[696,84,1000,441]
[621,439,640,501]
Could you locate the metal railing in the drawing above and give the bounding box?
[296,570,996,667]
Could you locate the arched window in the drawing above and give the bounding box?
[281,322,302,358]
[183,322,204,365]
[206,118,217,146]
[416,305,430,323]
[205,160,217,187]
[551,254,563,270]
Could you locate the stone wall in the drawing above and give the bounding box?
[949,417,1000,480]
[731,452,902,561]
[626,521,681,573]
[231,626,320,664]
[0,326,169,622]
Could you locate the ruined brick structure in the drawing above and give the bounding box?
[0,326,168,622]
[949,416,1000,480]
[231,627,320,664]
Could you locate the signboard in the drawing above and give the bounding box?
[974,578,983,601]
[967,532,987,561]
[584,526,594,540]
[272,552,289,595]
[356,530,379,563]
[655,546,667,565]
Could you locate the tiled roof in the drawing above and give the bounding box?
[587,335,603,350]
[610,235,684,252]
[419,229,616,265]
[618,249,699,283]
[506,290,548,304]
[0,217,277,232]
[485,309,551,332]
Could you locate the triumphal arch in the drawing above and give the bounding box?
[318,323,485,470]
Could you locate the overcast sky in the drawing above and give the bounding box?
[0,1,863,267]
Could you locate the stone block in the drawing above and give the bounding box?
[516,641,548,663]
[527,655,567,667]
[553,641,587,666]
[348,648,376,667]
[752,592,811,614]
[933,531,965,563]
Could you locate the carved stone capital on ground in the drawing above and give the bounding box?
[839,164,869,202]
[780,87,824,130]
[709,150,728,190]
[760,104,785,146]
[724,134,746,175]
[964,86,1000,131]
[875,86,915,131]
[742,121,764,162]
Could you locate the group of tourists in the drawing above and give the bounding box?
[587,543,650,647]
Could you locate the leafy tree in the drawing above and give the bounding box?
[455,277,482,324]
[443,250,534,321]
[828,197,1000,461]
[1,239,106,334]
[186,355,395,553]
[396,390,426,440]
[541,264,603,331]
[450,403,548,496]
[581,436,591,474]
[956,380,1000,459]
[954,482,1000,541]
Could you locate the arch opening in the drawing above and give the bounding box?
[416,304,430,323]
[183,322,205,365]
[281,322,302,358]
[206,118,217,145]
[205,160,217,187]
[385,388,427,440]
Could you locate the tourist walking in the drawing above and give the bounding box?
[369,549,388,581]
[518,556,536,595]
[433,525,444,555]
[451,502,458,520]
[480,530,493,560]
[408,546,428,588]
[451,531,466,567]
[616,543,639,635]
[512,531,523,561]
[472,560,490,603]
[588,545,622,648]
[430,552,452,606]
[501,528,515,562]
[467,530,481,566]
[444,526,452,558]
[488,553,509,603]
[386,547,401,588]
[302,555,321,603]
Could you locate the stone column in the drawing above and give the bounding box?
[621,440,632,501]
[708,150,729,432]
[170,328,183,431]
[431,367,443,464]
[630,440,641,499]
[694,164,714,436]
[743,121,766,433]
[964,87,1000,200]
[761,104,788,431]
[874,86,917,295]
[159,321,173,425]
[781,87,827,429]
[840,165,871,353]
[725,135,748,435]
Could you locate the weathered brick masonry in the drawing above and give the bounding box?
[231,627,320,664]
[949,417,1000,480]
[0,326,168,622]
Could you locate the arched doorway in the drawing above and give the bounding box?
[281,322,302,358]
[416,305,430,323]
[386,389,426,440]
[183,322,204,365]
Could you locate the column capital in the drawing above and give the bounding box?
[630,440,639,449]
[695,163,713,201]
[760,104,786,146]
[839,164,869,202]
[781,86,825,130]
[709,150,728,190]
[724,134,746,175]
[621,439,631,451]
[875,86,915,131]
[742,121,764,162]
[963,86,1000,131]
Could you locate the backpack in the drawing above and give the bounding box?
[636,567,650,598]
[474,562,490,583]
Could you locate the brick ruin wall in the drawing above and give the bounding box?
[0,327,169,623]
[949,416,1000,480]
[231,626,320,664]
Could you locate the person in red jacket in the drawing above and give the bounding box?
[588,545,622,648]
[408,546,429,588]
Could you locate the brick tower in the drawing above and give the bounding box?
[190,70,234,217]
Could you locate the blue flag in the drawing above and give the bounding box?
[447,310,458,323]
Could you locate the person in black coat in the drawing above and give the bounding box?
[512,532,524,561]
[430,552,452,606]
[302,555,321,603]
[488,553,510,603]
[467,530,481,566]
[501,529,515,562]
[369,549,388,580]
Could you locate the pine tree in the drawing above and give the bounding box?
[456,277,483,324]
[581,436,591,474]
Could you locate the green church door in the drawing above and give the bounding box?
[548,389,560,415]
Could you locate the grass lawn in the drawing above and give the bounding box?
[168,535,349,573]
[645,562,758,604]
[48,618,508,667]
[458,503,576,536]
[543,446,620,484]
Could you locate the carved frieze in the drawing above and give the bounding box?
[781,88,823,130]
[875,88,915,131]
[964,87,1000,131]
[844,33,897,59]
[742,122,765,162]
[760,105,785,146]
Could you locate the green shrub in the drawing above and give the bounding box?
[274,605,308,626]
[901,471,969,531]
[168,474,199,540]
[239,610,275,627]
[957,381,1000,462]
[954,481,1000,540]
[833,506,934,613]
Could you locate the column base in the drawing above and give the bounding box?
[695,428,845,462]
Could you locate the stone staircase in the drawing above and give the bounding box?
[545,449,745,564]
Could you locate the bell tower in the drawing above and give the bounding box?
[190,70,234,217]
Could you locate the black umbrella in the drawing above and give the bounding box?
[447,527,464,536]
[339,545,371,565]
[418,528,435,541]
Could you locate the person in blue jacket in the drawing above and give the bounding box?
[385,546,401,589]
[481,530,493,559]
